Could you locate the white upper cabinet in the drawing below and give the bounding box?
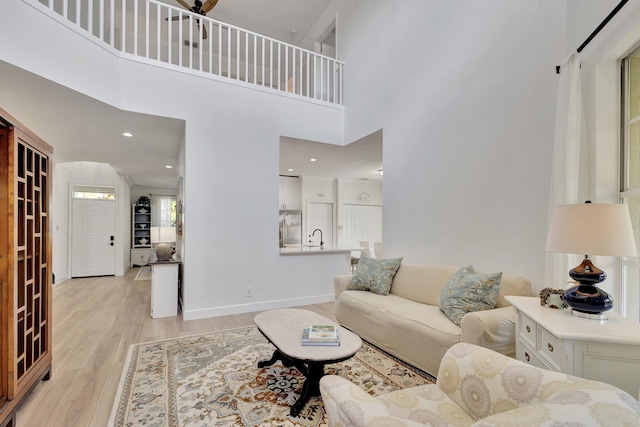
[279,176,301,210]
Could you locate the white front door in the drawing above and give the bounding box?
[71,199,116,277]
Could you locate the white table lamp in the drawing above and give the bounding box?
[545,201,637,319]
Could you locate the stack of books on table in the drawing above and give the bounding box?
[301,324,340,346]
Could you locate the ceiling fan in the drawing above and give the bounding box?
[167,0,219,39]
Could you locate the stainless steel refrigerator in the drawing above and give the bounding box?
[279,210,302,248]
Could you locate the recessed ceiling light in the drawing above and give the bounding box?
[165,165,173,169]
[309,158,317,162]
[287,168,294,172]
[122,132,133,137]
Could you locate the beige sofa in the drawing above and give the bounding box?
[334,263,531,377]
[320,342,640,426]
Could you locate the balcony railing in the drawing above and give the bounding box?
[32,0,344,105]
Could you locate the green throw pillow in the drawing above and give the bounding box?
[439,265,502,326]
[348,252,403,295]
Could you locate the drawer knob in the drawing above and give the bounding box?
[548,343,554,352]
[526,325,531,333]
[525,352,530,362]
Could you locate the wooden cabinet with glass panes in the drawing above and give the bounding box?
[0,108,53,427]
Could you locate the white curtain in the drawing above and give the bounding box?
[151,194,176,227]
[545,53,586,288]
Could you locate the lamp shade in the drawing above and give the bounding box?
[150,226,176,244]
[545,203,637,257]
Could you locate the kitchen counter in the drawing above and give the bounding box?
[279,245,353,255]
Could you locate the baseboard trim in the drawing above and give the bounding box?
[53,274,69,286]
[182,294,335,321]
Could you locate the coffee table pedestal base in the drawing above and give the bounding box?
[258,349,325,417]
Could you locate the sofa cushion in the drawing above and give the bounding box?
[439,266,502,326]
[335,290,461,376]
[348,252,403,295]
[390,263,461,306]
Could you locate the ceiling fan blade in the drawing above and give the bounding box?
[201,0,219,13]
[197,19,208,39]
[175,0,191,10]
[164,15,190,22]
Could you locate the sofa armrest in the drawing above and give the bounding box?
[459,306,516,356]
[334,275,352,300]
[319,375,426,427]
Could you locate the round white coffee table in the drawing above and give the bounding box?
[253,308,362,417]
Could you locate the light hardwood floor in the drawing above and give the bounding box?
[16,267,337,427]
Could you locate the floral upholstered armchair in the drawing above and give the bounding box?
[320,343,640,426]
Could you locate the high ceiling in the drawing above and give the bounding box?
[1,0,381,190]
[0,61,185,188]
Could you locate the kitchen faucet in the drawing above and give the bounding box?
[310,229,324,247]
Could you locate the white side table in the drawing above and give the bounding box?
[507,296,640,399]
[150,260,180,318]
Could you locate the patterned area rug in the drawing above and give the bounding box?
[108,325,435,426]
[135,266,151,280]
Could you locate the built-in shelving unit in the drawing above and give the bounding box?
[132,204,152,248]
[131,204,153,267]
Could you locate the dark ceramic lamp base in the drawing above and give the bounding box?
[564,284,612,320]
[564,257,612,320]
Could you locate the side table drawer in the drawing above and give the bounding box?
[518,340,551,370]
[519,313,537,347]
[537,326,566,371]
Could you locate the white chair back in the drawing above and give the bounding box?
[374,241,383,259]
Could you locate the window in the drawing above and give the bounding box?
[151,194,177,227]
[73,185,116,200]
[620,46,640,321]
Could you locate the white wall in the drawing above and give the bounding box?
[337,178,383,207]
[332,0,566,292]
[52,163,70,285]
[301,177,336,204]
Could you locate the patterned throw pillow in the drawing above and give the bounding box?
[348,252,403,295]
[439,265,502,326]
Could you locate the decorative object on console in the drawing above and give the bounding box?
[136,195,150,206]
[545,201,637,319]
[538,287,567,309]
[151,226,177,261]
